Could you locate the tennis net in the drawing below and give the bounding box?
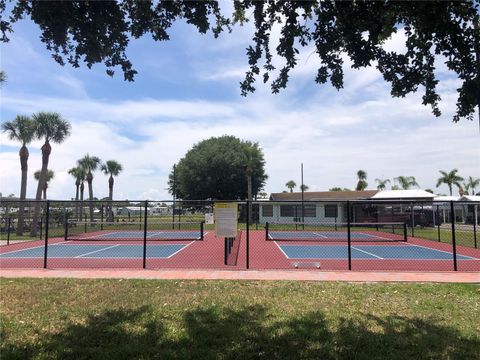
[64,220,204,241]
[265,222,407,242]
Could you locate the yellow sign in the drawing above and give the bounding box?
[214,202,238,237]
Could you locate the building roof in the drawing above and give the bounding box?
[371,190,436,200]
[270,190,378,201]
[433,195,460,202]
[459,195,480,202]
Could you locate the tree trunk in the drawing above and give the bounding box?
[30,141,51,237]
[87,171,94,222]
[449,184,453,196]
[79,182,84,221]
[108,175,114,221]
[16,144,29,236]
[74,180,80,220]
[43,185,47,200]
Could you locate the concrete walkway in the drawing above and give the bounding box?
[1,269,479,283]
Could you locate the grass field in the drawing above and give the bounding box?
[1,279,479,359]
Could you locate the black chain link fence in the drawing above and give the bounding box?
[1,199,478,271]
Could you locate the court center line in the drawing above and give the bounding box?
[350,246,384,259]
[74,244,121,258]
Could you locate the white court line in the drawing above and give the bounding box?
[351,246,384,259]
[401,242,478,260]
[312,232,329,239]
[166,241,196,259]
[273,240,290,258]
[0,243,60,256]
[74,244,121,258]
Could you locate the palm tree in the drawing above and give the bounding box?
[1,115,36,235]
[436,169,464,196]
[78,154,101,222]
[375,178,390,191]
[34,170,54,199]
[68,166,85,220]
[355,170,368,191]
[285,180,296,192]
[464,176,480,195]
[30,112,71,236]
[394,176,419,190]
[101,160,123,221]
[300,184,309,191]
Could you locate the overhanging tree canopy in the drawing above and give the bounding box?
[169,135,267,200]
[1,1,479,122]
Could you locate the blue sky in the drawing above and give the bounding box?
[1,13,479,200]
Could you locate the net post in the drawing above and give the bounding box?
[143,200,148,269]
[450,201,458,271]
[246,200,250,269]
[224,237,228,265]
[265,222,269,241]
[347,201,352,271]
[43,201,50,269]
[64,216,69,241]
[200,221,204,241]
[403,222,408,242]
[7,216,11,245]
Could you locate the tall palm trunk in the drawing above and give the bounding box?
[74,180,80,220]
[108,175,114,221]
[31,141,51,236]
[42,185,47,200]
[79,182,84,221]
[87,171,94,222]
[448,184,453,196]
[16,144,29,235]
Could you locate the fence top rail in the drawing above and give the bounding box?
[1,199,479,205]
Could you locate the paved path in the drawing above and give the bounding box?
[1,269,479,283]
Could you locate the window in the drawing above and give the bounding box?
[325,204,338,218]
[280,205,295,217]
[262,205,273,217]
[303,205,316,218]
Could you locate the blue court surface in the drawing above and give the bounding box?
[0,243,190,259]
[72,231,202,240]
[277,244,476,260]
[269,231,398,240]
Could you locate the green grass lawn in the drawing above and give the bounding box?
[1,279,479,359]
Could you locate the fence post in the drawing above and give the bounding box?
[43,201,50,269]
[474,204,477,249]
[246,200,250,269]
[437,205,441,242]
[347,201,352,271]
[410,203,415,237]
[7,217,11,245]
[450,201,458,271]
[143,200,148,269]
[101,205,104,230]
